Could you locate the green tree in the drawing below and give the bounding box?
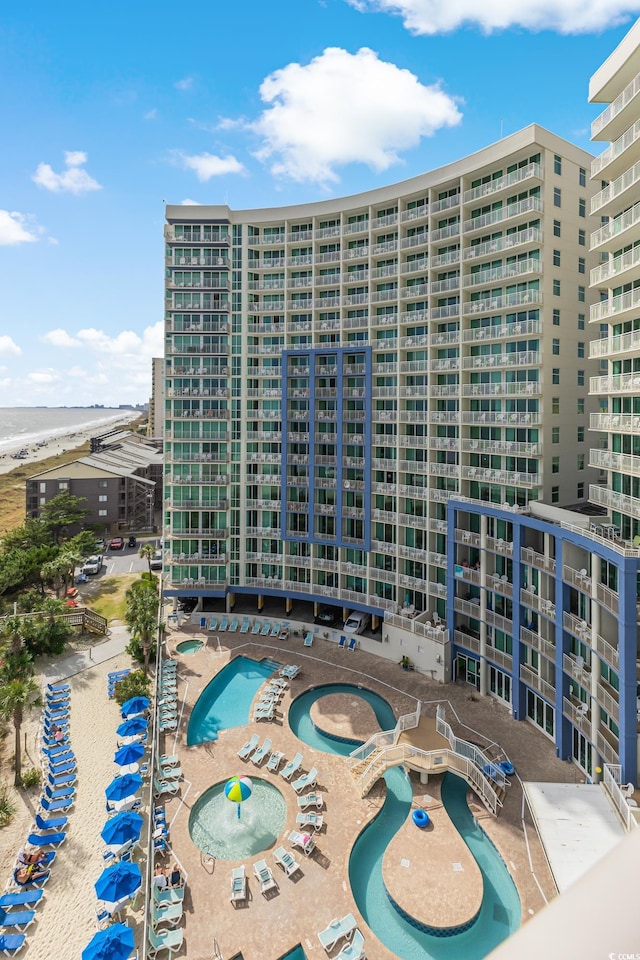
[38,491,88,544]
[113,669,151,707]
[0,677,40,786]
[138,543,155,575]
[125,576,159,675]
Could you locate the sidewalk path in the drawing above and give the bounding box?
[42,623,132,683]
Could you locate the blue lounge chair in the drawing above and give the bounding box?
[261,621,271,636]
[228,617,239,632]
[303,631,313,647]
[347,637,357,651]
[0,933,26,956]
[237,734,260,760]
[0,906,35,932]
[34,812,68,832]
[0,889,43,909]
[280,752,303,781]
[26,831,66,848]
[47,771,76,789]
[47,754,76,771]
[199,616,207,629]
[39,795,73,814]
[291,767,318,794]
[208,616,218,630]
[338,636,347,649]
[11,868,50,889]
[251,738,272,766]
[43,783,74,801]
[46,682,69,693]
[147,926,183,958]
[219,615,229,631]
[270,621,280,637]
[251,620,261,634]
[240,617,250,634]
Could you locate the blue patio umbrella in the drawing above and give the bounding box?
[100,810,144,848]
[94,862,142,905]
[116,716,148,738]
[120,696,150,718]
[82,922,135,960]
[105,773,143,804]
[113,742,145,768]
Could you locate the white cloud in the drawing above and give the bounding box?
[144,108,158,120]
[181,198,203,205]
[175,76,194,91]
[0,336,21,357]
[42,328,81,348]
[346,0,640,34]
[32,151,102,195]
[27,370,61,385]
[174,151,246,181]
[0,210,40,246]
[249,47,462,184]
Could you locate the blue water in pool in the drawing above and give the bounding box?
[289,683,521,960]
[186,655,275,744]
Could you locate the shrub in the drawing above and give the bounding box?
[125,635,144,665]
[19,768,41,789]
[114,670,151,707]
[0,784,16,827]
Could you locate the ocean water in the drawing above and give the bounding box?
[0,407,134,455]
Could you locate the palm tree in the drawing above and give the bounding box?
[125,576,159,675]
[0,677,40,786]
[139,543,155,575]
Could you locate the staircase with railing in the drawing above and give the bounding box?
[346,703,507,815]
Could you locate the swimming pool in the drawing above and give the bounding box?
[289,683,521,960]
[189,777,287,860]
[186,655,276,745]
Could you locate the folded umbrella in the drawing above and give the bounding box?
[100,810,143,848]
[82,921,135,960]
[115,716,148,738]
[94,862,142,906]
[113,743,145,768]
[120,696,150,718]
[104,773,143,804]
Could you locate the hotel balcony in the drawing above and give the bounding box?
[164,226,230,244]
[590,483,640,522]
[591,157,640,217]
[592,201,640,254]
[430,223,460,242]
[462,349,541,370]
[520,546,556,575]
[591,118,640,181]
[462,227,542,262]
[463,381,541,398]
[463,289,542,316]
[462,258,541,288]
[462,318,542,344]
[590,245,640,287]
[520,665,555,704]
[461,410,541,426]
[463,196,543,235]
[521,626,556,663]
[464,437,540,457]
[430,277,459,294]
[590,412,640,434]
[171,254,230,268]
[464,465,539,488]
[590,448,640,479]
[430,249,460,268]
[463,163,543,204]
[590,287,640,324]
[562,696,592,739]
[589,371,640,395]
[589,327,640,359]
[401,205,429,224]
[592,70,640,141]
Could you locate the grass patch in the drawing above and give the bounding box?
[0,442,92,535]
[86,573,139,623]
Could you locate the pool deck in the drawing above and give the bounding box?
[157,623,581,960]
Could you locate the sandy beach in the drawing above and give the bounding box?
[0,414,140,478]
[0,647,145,959]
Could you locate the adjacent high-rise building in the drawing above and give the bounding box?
[164,122,640,784]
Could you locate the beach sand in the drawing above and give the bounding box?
[0,414,139,478]
[0,651,146,958]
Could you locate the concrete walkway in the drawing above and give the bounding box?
[42,623,132,683]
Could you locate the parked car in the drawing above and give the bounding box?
[81,555,103,575]
[127,535,137,548]
[109,537,125,551]
[343,611,371,635]
[314,605,339,627]
[150,551,163,571]
[95,538,106,551]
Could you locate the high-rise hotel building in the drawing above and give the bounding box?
[164,123,640,783]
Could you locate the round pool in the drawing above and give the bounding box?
[176,639,204,655]
[189,777,286,860]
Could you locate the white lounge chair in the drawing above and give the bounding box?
[219,615,229,631]
[296,811,323,832]
[251,738,272,765]
[297,792,323,810]
[336,929,365,960]
[228,617,239,632]
[280,752,303,781]
[254,703,275,722]
[251,620,261,635]
[253,858,278,896]
[230,864,247,905]
[279,664,300,680]
[148,926,184,958]
[261,621,271,636]
[237,734,260,760]
[273,846,301,878]
[288,829,316,856]
[270,621,281,637]
[266,750,285,772]
[240,617,250,634]
[207,617,218,630]
[291,766,318,794]
[303,631,313,647]
[318,913,358,953]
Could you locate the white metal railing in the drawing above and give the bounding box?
[591,118,640,178]
[602,764,639,831]
[590,287,640,323]
[591,199,640,249]
[462,163,542,203]
[592,70,640,138]
[463,227,542,261]
[591,245,640,286]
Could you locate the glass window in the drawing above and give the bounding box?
[577,398,585,415]
[577,454,584,469]
[554,155,562,175]
[553,309,560,325]
[552,427,560,443]
[577,482,584,498]
[551,486,559,503]
[552,457,560,473]
[553,187,561,207]
[553,368,560,384]
[577,342,585,358]
[578,198,586,218]
[578,313,585,330]
[579,167,586,187]
[577,370,584,386]
[553,219,561,237]
[578,285,585,302]
[552,338,560,355]
[553,249,561,266]
[578,229,585,246]
[553,279,560,296]
[578,257,585,274]
[577,426,585,442]
[552,398,560,414]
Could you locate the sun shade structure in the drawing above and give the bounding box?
[105,773,143,804]
[113,743,145,768]
[120,696,150,718]
[94,862,142,906]
[82,922,135,960]
[115,716,148,738]
[100,810,144,848]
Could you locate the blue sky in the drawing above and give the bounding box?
[1,0,639,407]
